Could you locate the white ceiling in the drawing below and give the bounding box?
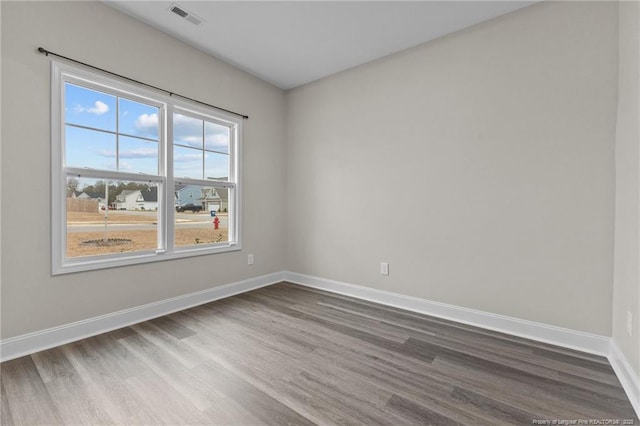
[105,1,536,90]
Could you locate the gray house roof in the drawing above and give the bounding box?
[201,187,228,202]
[140,187,158,202]
[215,188,228,202]
[72,191,91,199]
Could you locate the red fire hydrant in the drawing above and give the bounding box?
[213,216,220,230]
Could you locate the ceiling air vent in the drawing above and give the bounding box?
[169,4,203,26]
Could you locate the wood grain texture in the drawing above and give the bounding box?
[1,282,637,425]
[1,380,15,426]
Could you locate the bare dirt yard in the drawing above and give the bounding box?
[66,211,228,257]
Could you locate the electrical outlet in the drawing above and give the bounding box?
[247,254,254,265]
[380,262,389,276]
[627,311,633,336]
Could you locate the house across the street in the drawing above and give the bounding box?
[114,188,158,210]
[71,191,91,199]
[175,185,228,212]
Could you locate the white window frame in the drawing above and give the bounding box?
[51,61,242,275]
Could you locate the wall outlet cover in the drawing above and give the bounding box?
[380,262,389,275]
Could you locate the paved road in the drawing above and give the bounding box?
[67,212,228,233]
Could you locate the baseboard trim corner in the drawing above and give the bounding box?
[283,271,611,357]
[0,271,286,362]
[609,340,640,417]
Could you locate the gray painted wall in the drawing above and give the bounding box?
[613,1,640,376]
[285,2,619,336]
[1,1,287,339]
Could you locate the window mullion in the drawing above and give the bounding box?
[116,97,120,171]
[165,105,175,254]
[64,167,163,183]
[172,178,234,189]
[156,104,168,254]
[202,120,205,180]
[53,62,66,274]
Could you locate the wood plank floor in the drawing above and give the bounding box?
[1,282,637,425]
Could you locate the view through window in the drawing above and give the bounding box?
[53,63,241,273]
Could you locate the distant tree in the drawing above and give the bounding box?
[82,181,105,199]
[66,177,80,197]
[83,181,115,205]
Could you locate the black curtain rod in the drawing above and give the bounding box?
[37,47,249,120]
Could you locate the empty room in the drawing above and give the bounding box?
[1,0,639,424]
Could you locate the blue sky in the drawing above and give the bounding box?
[65,83,230,180]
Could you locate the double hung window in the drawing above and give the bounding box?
[52,62,242,274]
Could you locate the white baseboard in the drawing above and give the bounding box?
[283,271,611,356]
[609,340,640,417]
[0,271,285,362]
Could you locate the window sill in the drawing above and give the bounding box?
[53,243,241,275]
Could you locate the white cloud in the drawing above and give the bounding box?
[98,150,116,158]
[205,122,228,136]
[98,148,157,159]
[174,114,200,126]
[205,134,229,151]
[174,153,202,162]
[177,135,203,148]
[120,148,157,159]
[133,113,226,149]
[174,114,203,146]
[74,100,110,115]
[135,113,159,131]
[88,101,109,115]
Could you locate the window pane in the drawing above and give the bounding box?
[119,136,159,175]
[205,152,229,181]
[205,121,230,153]
[65,83,116,132]
[174,145,203,179]
[66,177,158,258]
[65,125,117,171]
[174,113,203,148]
[174,185,228,248]
[119,98,159,140]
